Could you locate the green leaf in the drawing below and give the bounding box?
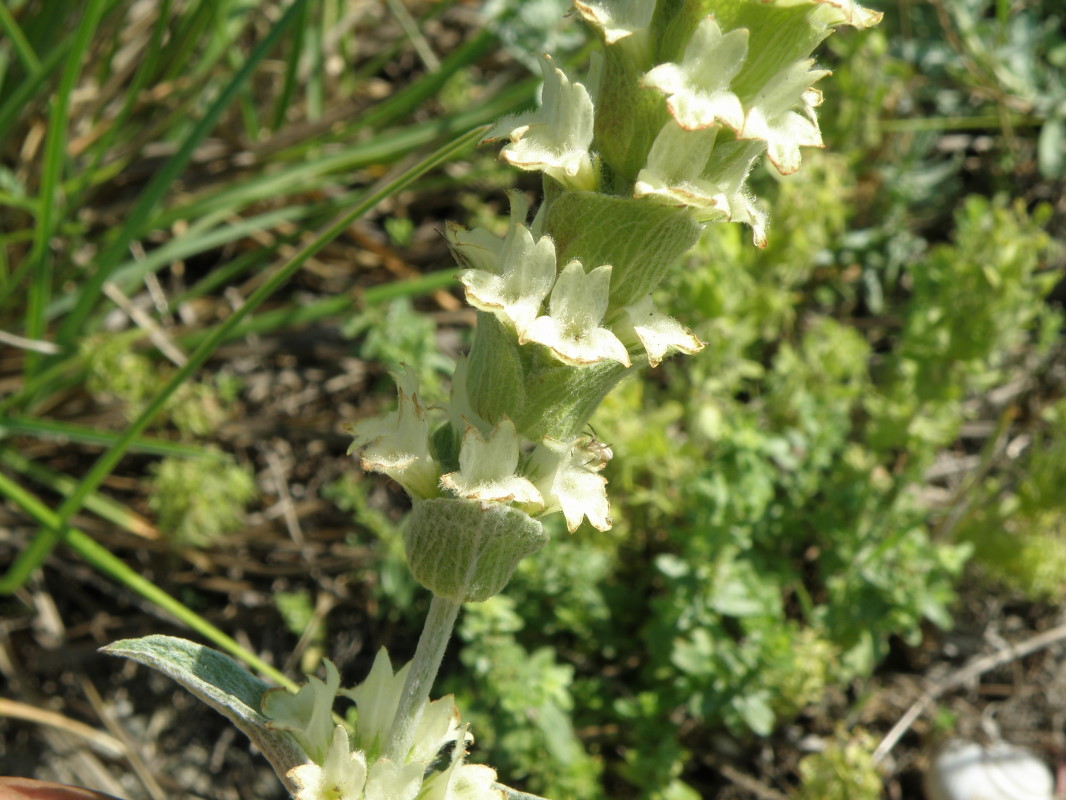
[1037,116,1064,178]
[101,635,307,790]
[731,691,774,736]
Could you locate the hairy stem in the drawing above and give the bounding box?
[383,594,462,763]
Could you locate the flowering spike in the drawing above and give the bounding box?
[642,17,748,132]
[521,261,631,367]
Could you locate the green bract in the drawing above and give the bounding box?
[404,499,547,603]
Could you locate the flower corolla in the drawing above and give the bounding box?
[452,193,556,336]
[621,295,703,367]
[530,436,613,532]
[483,55,596,190]
[521,261,631,367]
[347,367,438,499]
[439,419,543,507]
[740,58,830,175]
[642,17,748,132]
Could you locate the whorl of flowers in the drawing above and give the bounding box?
[263,652,501,800]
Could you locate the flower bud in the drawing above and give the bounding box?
[404,499,547,603]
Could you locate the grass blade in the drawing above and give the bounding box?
[23,0,109,378]
[0,415,214,459]
[0,448,156,538]
[56,0,310,347]
[0,3,41,73]
[0,469,293,689]
[0,123,488,594]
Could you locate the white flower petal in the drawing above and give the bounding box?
[365,758,424,800]
[642,17,748,131]
[530,437,613,532]
[287,726,368,800]
[740,59,829,175]
[420,745,501,800]
[635,122,768,245]
[521,261,631,367]
[451,193,556,333]
[623,296,704,367]
[483,56,596,190]
[635,121,724,208]
[409,695,460,765]
[439,419,543,506]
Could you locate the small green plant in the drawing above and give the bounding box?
[959,398,1066,599]
[794,727,882,800]
[148,453,257,547]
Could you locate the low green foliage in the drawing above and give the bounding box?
[84,334,243,439]
[344,298,457,403]
[451,594,603,798]
[148,453,256,547]
[958,398,1066,599]
[439,151,1059,797]
[795,727,882,800]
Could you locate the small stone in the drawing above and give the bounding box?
[924,739,1054,800]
